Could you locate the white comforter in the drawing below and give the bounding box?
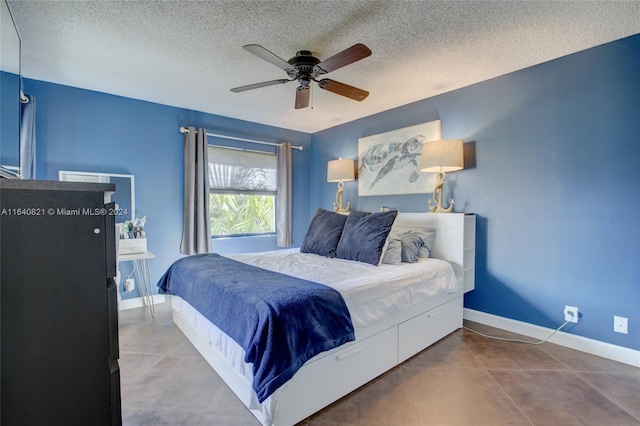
[227,248,459,329]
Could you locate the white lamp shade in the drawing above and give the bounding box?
[327,158,355,182]
[420,139,464,173]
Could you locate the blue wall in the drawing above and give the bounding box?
[23,79,312,301]
[311,35,640,351]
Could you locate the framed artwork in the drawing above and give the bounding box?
[358,120,441,196]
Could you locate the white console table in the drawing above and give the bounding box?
[118,251,156,317]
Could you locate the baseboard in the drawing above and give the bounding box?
[463,308,640,368]
[118,294,166,311]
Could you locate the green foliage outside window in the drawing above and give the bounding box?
[209,193,275,236]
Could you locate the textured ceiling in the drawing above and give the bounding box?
[7,0,640,133]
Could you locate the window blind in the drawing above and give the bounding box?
[207,146,277,195]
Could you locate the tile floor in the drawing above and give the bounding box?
[119,304,640,425]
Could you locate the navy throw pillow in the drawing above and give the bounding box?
[336,210,398,266]
[300,208,348,257]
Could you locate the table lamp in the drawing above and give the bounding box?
[420,139,464,213]
[327,158,355,212]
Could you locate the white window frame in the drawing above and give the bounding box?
[207,145,277,238]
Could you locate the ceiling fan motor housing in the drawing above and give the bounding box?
[288,51,320,67]
[288,51,320,84]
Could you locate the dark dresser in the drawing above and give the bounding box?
[0,179,121,425]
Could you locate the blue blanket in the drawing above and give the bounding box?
[157,253,355,402]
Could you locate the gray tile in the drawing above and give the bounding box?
[128,356,225,413]
[459,332,568,371]
[197,413,261,425]
[119,320,198,357]
[577,371,640,419]
[405,367,530,425]
[402,332,484,370]
[119,351,165,381]
[123,407,205,426]
[490,369,640,425]
[310,368,420,425]
[209,386,258,418]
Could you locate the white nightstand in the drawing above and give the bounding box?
[118,251,156,317]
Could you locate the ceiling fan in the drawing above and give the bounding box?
[230,43,372,109]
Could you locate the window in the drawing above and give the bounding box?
[208,146,276,237]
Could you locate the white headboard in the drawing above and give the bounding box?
[393,212,476,293]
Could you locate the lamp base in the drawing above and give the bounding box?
[334,203,350,213]
[333,181,350,212]
[428,172,454,213]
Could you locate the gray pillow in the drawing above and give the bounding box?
[400,231,424,263]
[300,208,348,257]
[393,227,437,259]
[381,232,402,265]
[336,210,398,266]
[416,228,437,258]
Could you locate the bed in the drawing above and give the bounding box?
[159,211,475,426]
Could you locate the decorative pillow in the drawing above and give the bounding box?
[300,208,348,258]
[336,210,398,266]
[417,228,437,258]
[400,231,424,263]
[393,227,438,259]
[381,232,402,265]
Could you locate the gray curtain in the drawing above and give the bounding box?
[19,94,36,179]
[276,142,293,247]
[180,127,212,254]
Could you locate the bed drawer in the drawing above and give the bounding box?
[397,296,463,363]
[277,325,398,425]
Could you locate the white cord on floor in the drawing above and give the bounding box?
[462,319,572,345]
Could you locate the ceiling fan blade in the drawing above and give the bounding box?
[313,44,372,74]
[317,79,369,101]
[295,86,310,109]
[230,79,291,92]
[243,44,297,75]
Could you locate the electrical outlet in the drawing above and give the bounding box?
[564,305,579,323]
[124,278,135,293]
[614,316,628,334]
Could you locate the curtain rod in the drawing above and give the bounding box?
[179,127,303,151]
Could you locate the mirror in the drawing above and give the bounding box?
[59,171,136,223]
[0,0,22,178]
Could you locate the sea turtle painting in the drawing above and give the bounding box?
[359,135,425,190]
[357,120,441,196]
